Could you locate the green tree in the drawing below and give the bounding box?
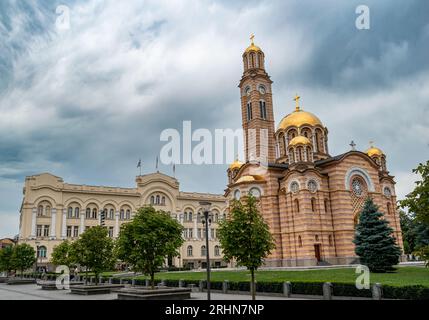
[400,160,429,266]
[218,195,275,300]
[72,226,115,284]
[0,246,15,276]
[353,198,401,273]
[116,206,184,289]
[51,240,74,267]
[11,244,36,276]
[400,211,429,254]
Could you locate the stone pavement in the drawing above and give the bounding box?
[0,283,308,300]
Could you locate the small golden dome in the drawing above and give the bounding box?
[289,135,311,146]
[229,159,244,171]
[236,175,264,183]
[244,34,262,53]
[278,110,323,130]
[366,146,384,157]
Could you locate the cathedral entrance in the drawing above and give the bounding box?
[314,244,322,262]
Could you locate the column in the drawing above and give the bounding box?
[61,208,67,239]
[208,227,212,240]
[114,211,119,237]
[50,208,57,239]
[312,129,317,152]
[304,147,308,162]
[30,207,37,238]
[80,212,85,234]
[193,218,198,240]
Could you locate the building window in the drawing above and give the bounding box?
[37,246,47,258]
[184,212,188,222]
[201,245,207,257]
[108,227,114,238]
[188,212,193,222]
[120,209,125,220]
[37,206,44,216]
[66,226,72,238]
[324,199,329,213]
[74,207,80,218]
[249,187,261,198]
[92,208,97,219]
[290,181,299,193]
[311,198,317,212]
[45,206,51,216]
[156,195,160,204]
[161,196,166,205]
[308,180,318,193]
[211,228,215,239]
[109,209,114,219]
[188,228,193,238]
[294,199,300,213]
[329,235,333,246]
[187,245,193,257]
[259,101,267,119]
[126,210,131,220]
[150,196,155,204]
[247,102,253,121]
[384,187,392,197]
[73,226,79,238]
[214,245,220,256]
[387,202,392,215]
[351,177,364,197]
[36,225,42,237]
[86,208,91,219]
[298,236,303,248]
[43,225,50,237]
[315,235,319,242]
[68,207,73,218]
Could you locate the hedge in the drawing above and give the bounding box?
[151,279,429,299]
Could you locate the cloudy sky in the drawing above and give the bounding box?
[1,0,428,237]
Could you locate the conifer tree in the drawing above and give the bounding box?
[353,197,401,272]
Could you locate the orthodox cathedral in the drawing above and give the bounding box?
[225,37,404,266]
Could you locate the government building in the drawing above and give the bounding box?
[225,38,404,266]
[18,172,228,271]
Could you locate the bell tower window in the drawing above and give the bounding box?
[259,101,267,119]
[247,102,253,121]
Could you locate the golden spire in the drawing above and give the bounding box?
[293,94,301,112]
[250,34,255,45]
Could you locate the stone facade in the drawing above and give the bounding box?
[225,39,404,267]
[18,172,228,271]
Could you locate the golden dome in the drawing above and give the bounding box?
[366,146,384,157]
[244,34,262,53]
[278,110,323,130]
[289,135,311,146]
[229,159,244,171]
[236,175,264,183]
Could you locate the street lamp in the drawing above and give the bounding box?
[35,241,40,274]
[199,201,212,301]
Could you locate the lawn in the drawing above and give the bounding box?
[132,266,429,287]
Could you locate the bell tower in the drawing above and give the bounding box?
[239,35,276,163]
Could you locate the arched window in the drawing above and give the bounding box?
[215,213,219,222]
[38,205,44,216]
[294,199,300,213]
[298,236,303,248]
[184,212,188,222]
[328,235,333,246]
[247,102,253,121]
[387,202,392,215]
[92,208,97,219]
[214,245,220,256]
[161,196,166,205]
[156,195,160,204]
[37,246,47,258]
[68,207,73,218]
[315,235,319,242]
[223,213,227,220]
[109,209,114,219]
[311,198,317,212]
[324,199,329,213]
[201,245,207,257]
[197,212,202,223]
[120,209,125,220]
[259,100,267,119]
[126,210,131,220]
[86,208,91,219]
[188,212,193,222]
[150,196,155,204]
[187,245,193,257]
[74,207,80,218]
[45,206,51,216]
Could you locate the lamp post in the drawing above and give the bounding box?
[35,241,40,274]
[199,201,212,301]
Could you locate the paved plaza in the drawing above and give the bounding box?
[0,283,306,300]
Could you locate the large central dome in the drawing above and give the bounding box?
[278,109,323,130]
